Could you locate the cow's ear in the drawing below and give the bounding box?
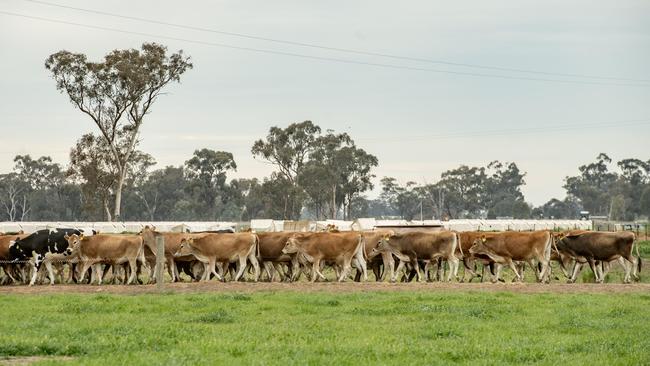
[64,234,70,241]
[79,234,85,241]
[481,235,487,243]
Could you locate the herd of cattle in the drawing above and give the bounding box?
[0,227,642,286]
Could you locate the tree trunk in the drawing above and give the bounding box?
[331,184,337,219]
[113,167,127,221]
[103,197,112,222]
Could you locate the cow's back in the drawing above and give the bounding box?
[492,231,551,260]
[258,232,294,259]
[563,231,635,260]
[298,232,362,260]
[79,235,143,259]
[395,231,456,257]
[192,233,256,258]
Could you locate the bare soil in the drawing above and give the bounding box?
[0,356,74,365]
[0,281,648,295]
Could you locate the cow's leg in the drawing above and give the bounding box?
[165,258,176,282]
[95,264,106,285]
[568,262,582,283]
[449,255,460,282]
[526,260,539,282]
[492,264,503,283]
[275,262,288,282]
[44,261,56,285]
[391,260,405,283]
[247,252,260,282]
[371,261,382,281]
[356,250,367,282]
[262,262,273,282]
[506,260,521,282]
[379,252,392,282]
[337,258,352,282]
[4,265,17,284]
[623,256,639,282]
[423,261,432,282]
[125,259,137,285]
[620,256,633,284]
[461,258,474,283]
[210,259,222,281]
[234,256,248,282]
[29,264,41,286]
[586,258,601,283]
[310,258,321,283]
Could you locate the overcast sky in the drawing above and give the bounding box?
[1,0,649,206]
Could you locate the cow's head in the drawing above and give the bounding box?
[63,233,84,256]
[371,233,393,256]
[281,237,301,255]
[174,238,194,257]
[469,235,489,255]
[8,237,26,260]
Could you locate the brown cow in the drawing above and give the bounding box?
[140,226,203,283]
[469,231,552,283]
[257,232,295,281]
[281,232,366,282]
[373,231,460,282]
[555,231,640,283]
[65,234,145,285]
[174,233,260,282]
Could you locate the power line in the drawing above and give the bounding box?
[1,10,649,88]
[22,0,650,84]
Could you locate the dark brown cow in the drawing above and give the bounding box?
[174,233,260,282]
[373,231,460,282]
[281,232,365,282]
[556,231,640,283]
[257,232,295,281]
[65,234,145,285]
[469,231,552,283]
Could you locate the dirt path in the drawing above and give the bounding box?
[0,281,648,295]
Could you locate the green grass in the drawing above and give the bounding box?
[0,291,648,365]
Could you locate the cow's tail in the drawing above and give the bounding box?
[634,235,642,274]
[138,240,146,267]
[359,234,367,260]
[455,232,463,257]
[255,234,261,260]
[548,231,557,261]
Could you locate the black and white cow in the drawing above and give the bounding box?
[9,228,84,285]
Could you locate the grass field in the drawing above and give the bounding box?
[0,290,649,365]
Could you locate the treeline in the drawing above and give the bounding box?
[0,123,648,222]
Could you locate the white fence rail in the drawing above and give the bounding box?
[0,219,592,234]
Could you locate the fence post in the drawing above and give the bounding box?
[155,235,165,291]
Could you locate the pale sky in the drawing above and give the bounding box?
[1,0,649,206]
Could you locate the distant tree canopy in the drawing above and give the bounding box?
[0,145,647,221]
